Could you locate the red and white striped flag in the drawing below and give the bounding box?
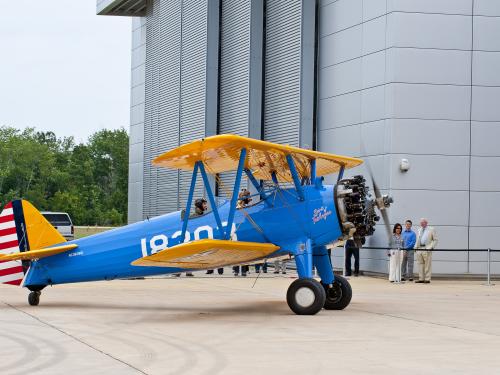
[0,202,24,286]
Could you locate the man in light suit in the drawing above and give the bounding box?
[414,218,438,283]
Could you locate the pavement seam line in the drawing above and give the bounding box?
[352,308,500,338]
[1,301,149,375]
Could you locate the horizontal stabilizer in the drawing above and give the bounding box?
[0,244,77,262]
[131,239,279,269]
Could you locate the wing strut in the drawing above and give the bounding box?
[285,154,305,201]
[310,158,316,182]
[180,162,200,243]
[199,161,224,237]
[337,164,345,182]
[244,168,272,207]
[225,148,247,239]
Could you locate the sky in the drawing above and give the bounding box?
[0,0,132,143]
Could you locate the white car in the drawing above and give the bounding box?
[41,212,74,240]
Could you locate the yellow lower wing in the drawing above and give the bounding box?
[131,239,280,269]
[0,244,78,262]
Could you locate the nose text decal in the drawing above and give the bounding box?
[312,206,332,224]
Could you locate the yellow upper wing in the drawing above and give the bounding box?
[131,239,280,269]
[153,134,363,182]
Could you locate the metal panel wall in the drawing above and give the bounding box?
[143,0,162,219]
[263,0,302,146]
[219,0,251,137]
[128,17,147,223]
[143,0,216,218]
[218,0,252,197]
[319,0,500,274]
[178,0,209,210]
[155,0,182,215]
[144,0,181,218]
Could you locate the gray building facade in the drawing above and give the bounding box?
[99,0,500,274]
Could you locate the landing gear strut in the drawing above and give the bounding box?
[28,291,41,306]
[286,278,326,315]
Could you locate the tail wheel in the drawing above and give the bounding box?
[28,291,41,306]
[323,275,352,310]
[286,278,326,315]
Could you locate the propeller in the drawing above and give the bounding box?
[360,142,393,246]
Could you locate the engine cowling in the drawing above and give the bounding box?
[335,175,380,246]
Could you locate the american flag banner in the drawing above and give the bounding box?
[0,202,25,286]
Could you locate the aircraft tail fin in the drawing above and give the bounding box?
[0,200,66,286]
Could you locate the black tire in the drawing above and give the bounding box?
[28,291,40,306]
[323,275,352,310]
[286,278,326,315]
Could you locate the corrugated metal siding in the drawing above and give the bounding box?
[144,0,182,218]
[144,0,211,218]
[263,0,302,146]
[218,0,252,195]
[155,0,182,215]
[219,0,251,136]
[144,0,161,219]
[178,0,209,211]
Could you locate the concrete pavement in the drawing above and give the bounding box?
[1,273,500,375]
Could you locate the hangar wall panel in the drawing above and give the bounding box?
[263,0,302,146]
[318,0,391,227]
[318,0,500,274]
[143,0,217,219]
[143,0,181,218]
[123,0,500,275]
[219,0,251,137]
[470,11,500,250]
[128,17,146,223]
[217,0,252,196]
[178,0,210,211]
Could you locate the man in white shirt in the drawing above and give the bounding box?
[414,218,438,283]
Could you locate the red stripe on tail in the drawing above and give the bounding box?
[0,240,19,251]
[0,227,17,237]
[4,279,22,286]
[0,201,24,287]
[0,215,15,224]
[0,266,23,277]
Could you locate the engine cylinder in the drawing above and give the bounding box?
[335,175,379,246]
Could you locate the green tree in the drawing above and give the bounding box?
[0,126,129,226]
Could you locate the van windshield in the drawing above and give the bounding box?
[42,214,71,226]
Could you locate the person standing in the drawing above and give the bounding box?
[415,218,438,284]
[255,262,267,273]
[233,265,249,276]
[206,268,224,275]
[401,219,416,281]
[183,198,208,277]
[344,239,360,277]
[388,223,405,283]
[273,259,287,274]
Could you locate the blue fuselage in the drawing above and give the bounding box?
[24,184,342,287]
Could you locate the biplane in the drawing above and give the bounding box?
[0,135,391,315]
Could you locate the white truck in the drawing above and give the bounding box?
[41,212,74,240]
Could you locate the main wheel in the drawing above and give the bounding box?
[28,291,41,306]
[286,278,326,315]
[323,275,352,310]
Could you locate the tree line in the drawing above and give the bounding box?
[0,126,129,226]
